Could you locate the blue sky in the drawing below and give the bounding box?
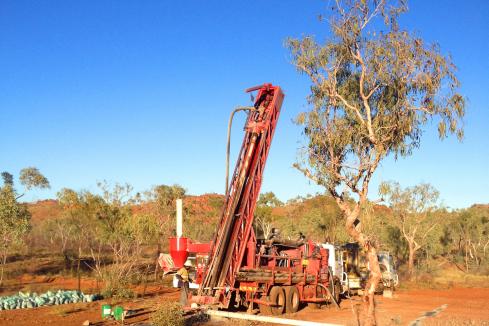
[1,0,488,209]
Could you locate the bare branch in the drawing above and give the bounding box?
[335,93,366,124]
[355,49,376,143]
[360,0,385,30]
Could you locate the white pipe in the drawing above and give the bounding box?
[176,198,183,237]
[205,310,343,326]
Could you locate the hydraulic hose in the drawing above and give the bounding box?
[225,106,256,197]
[317,282,340,309]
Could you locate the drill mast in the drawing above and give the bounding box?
[199,84,284,307]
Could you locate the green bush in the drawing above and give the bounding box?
[101,285,134,300]
[151,301,184,326]
[101,270,135,299]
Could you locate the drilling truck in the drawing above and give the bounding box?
[191,84,338,315]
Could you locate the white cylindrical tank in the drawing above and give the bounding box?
[176,198,183,237]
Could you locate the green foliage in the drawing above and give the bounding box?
[379,182,440,215]
[101,269,135,299]
[151,301,184,326]
[152,184,186,216]
[443,206,489,272]
[125,213,160,245]
[286,7,464,312]
[19,167,50,191]
[208,195,225,211]
[144,184,186,243]
[0,167,48,284]
[287,0,464,208]
[0,185,31,251]
[54,182,161,294]
[261,194,348,242]
[382,225,407,260]
[270,191,489,277]
[380,181,445,274]
[257,192,283,207]
[286,195,346,242]
[1,172,13,187]
[254,192,283,239]
[56,188,103,253]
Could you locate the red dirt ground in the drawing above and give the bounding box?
[1,282,488,325]
[289,287,489,325]
[0,275,180,326]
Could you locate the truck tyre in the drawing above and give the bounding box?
[284,286,300,313]
[331,280,341,305]
[269,286,286,315]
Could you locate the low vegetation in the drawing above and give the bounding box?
[0,170,225,296]
[151,301,184,326]
[0,167,487,298]
[0,168,50,286]
[256,191,489,282]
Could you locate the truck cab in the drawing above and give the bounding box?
[321,242,399,295]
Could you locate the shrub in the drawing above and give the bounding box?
[100,269,135,299]
[101,284,135,300]
[151,301,184,326]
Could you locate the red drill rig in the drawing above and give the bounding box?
[194,84,337,315]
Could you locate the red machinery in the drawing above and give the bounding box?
[195,84,336,314]
[169,237,211,269]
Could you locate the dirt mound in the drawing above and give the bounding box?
[27,200,62,225]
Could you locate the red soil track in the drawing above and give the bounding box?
[1,285,488,325]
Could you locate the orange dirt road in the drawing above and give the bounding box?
[0,287,488,325]
[287,287,489,326]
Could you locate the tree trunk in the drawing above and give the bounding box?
[77,245,82,292]
[0,252,7,287]
[408,243,416,277]
[345,210,381,326]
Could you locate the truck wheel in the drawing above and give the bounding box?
[269,286,286,315]
[332,281,341,305]
[284,286,300,313]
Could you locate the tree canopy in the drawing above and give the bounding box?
[0,167,49,285]
[380,181,443,275]
[288,0,465,204]
[19,167,50,191]
[287,0,465,324]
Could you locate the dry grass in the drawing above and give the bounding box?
[432,268,489,288]
[151,301,184,326]
[398,261,489,290]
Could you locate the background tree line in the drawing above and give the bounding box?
[1,166,487,297]
[253,187,489,278]
[0,170,224,297]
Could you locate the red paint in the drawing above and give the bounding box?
[193,85,333,310]
[187,242,211,254]
[169,237,188,268]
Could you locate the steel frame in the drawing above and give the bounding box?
[198,84,284,308]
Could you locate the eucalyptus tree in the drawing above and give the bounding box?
[379,182,442,276]
[144,184,186,251]
[255,192,283,239]
[0,167,49,285]
[452,206,489,271]
[287,0,464,323]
